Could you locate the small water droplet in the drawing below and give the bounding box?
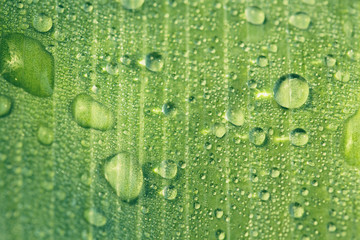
[162,102,176,116]
[290,128,309,147]
[154,159,177,179]
[324,54,336,67]
[145,52,163,72]
[273,74,309,109]
[249,127,266,146]
[0,95,12,117]
[289,12,311,30]
[83,2,94,12]
[215,229,226,240]
[213,123,226,138]
[257,55,268,67]
[214,208,224,219]
[37,125,54,146]
[84,208,107,227]
[105,62,119,75]
[327,222,336,232]
[245,6,265,25]
[119,0,145,10]
[161,185,177,200]
[342,110,360,167]
[334,70,350,82]
[259,190,270,201]
[33,13,53,33]
[225,108,245,126]
[270,168,280,178]
[289,202,305,219]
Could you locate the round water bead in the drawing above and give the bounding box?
[289,12,311,30]
[0,95,12,117]
[33,13,53,32]
[155,159,177,179]
[249,127,266,146]
[290,128,308,147]
[119,0,144,10]
[145,52,163,72]
[245,6,265,25]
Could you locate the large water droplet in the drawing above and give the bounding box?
[245,6,265,25]
[84,208,107,227]
[71,94,115,131]
[342,110,360,167]
[289,12,311,30]
[37,125,54,146]
[289,202,305,219]
[32,13,53,33]
[119,0,145,10]
[225,108,245,126]
[104,153,143,202]
[290,128,309,147]
[155,159,177,179]
[145,52,163,72]
[273,74,309,109]
[0,95,12,117]
[0,33,54,97]
[249,127,266,146]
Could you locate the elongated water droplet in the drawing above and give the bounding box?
[84,208,107,227]
[0,33,54,97]
[71,94,115,131]
[104,153,143,202]
[342,110,360,167]
[0,95,12,117]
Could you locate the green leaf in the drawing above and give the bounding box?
[0,0,359,239]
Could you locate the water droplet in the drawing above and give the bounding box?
[145,52,163,72]
[215,229,226,240]
[37,125,54,146]
[71,94,115,131]
[290,128,309,147]
[327,222,336,232]
[213,123,226,138]
[270,168,280,178]
[259,190,270,201]
[342,110,360,167]
[334,70,350,82]
[161,185,177,200]
[302,0,315,5]
[105,62,119,75]
[273,74,309,109]
[0,95,12,117]
[162,102,176,116]
[324,54,336,67]
[120,55,132,66]
[154,159,177,179]
[33,13,53,33]
[104,152,143,202]
[245,6,265,25]
[0,33,54,97]
[225,108,245,126]
[300,187,309,196]
[257,55,268,67]
[289,202,305,219]
[119,0,145,10]
[84,208,107,227]
[247,79,257,89]
[289,12,311,30]
[214,208,224,219]
[249,127,266,146]
[83,2,94,12]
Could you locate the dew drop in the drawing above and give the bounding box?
[33,13,53,32]
[273,74,309,109]
[289,12,311,30]
[162,102,176,116]
[0,33,54,97]
[105,62,119,75]
[342,110,360,167]
[161,185,177,200]
[214,208,224,219]
[327,222,336,232]
[213,123,226,138]
[225,108,245,126]
[119,0,145,10]
[154,159,177,179]
[215,229,226,240]
[71,94,115,131]
[290,128,309,147]
[289,202,305,219]
[270,168,280,178]
[104,152,143,202]
[245,6,265,25]
[334,70,350,82]
[257,55,268,67]
[0,95,12,117]
[37,125,54,146]
[259,190,270,201]
[249,127,266,146]
[84,208,107,227]
[145,52,163,72]
[324,54,336,67]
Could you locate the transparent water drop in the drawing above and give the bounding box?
[257,55,268,67]
[273,74,309,109]
[270,168,280,178]
[161,185,177,200]
[104,152,143,201]
[0,95,12,117]
[289,202,305,219]
[247,79,257,89]
[162,102,176,116]
[105,62,119,75]
[215,229,226,240]
[37,125,54,146]
[249,127,266,146]
[289,128,309,147]
[119,0,145,10]
[33,13,53,33]
[213,123,226,138]
[84,208,107,227]
[259,190,270,201]
[327,222,336,232]
[154,159,177,179]
[145,52,163,72]
[324,54,336,67]
[120,55,132,66]
[334,70,350,82]
[289,12,311,30]
[71,94,115,131]
[302,0,315,5]
[214,208,224,219]
[342,110,360,167]
[245,6,265,25]
[83,2,93,12]
[225,108,245,126]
